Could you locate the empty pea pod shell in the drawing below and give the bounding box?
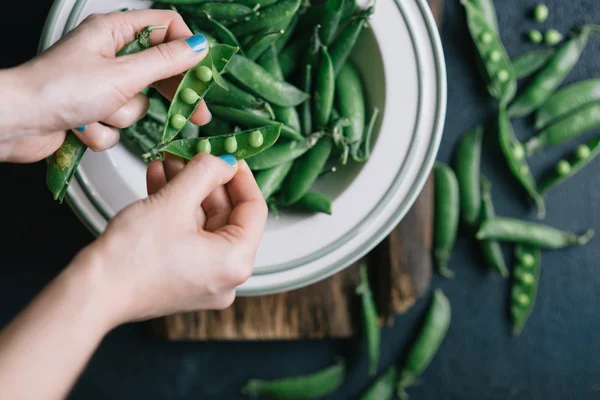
[254,161,294,200]
[159,44,239,145]
[229,0,302,37]
[538,134,600,195]
[497,108,545,218]
[455,125,483,226]
[508,25,600,118]
[511,245,541,335]
[479,176,509,278]
[247,132,322,170]
[511,48,555,80]
[356,264,380,377]
[525,102,600,155]
[242,360,346,399]
[476,217,594,249]
[535,78,600,129]
[358,366,398,400]
[433,162,460,278]
[145,125,280,161]
[397,289,451,399]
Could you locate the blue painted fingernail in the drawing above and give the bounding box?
[219,154,237,166]
[75,125,87,132]
[185,34,208,54]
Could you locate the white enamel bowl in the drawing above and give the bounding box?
[40,0,446,295]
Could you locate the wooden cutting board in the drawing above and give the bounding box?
[153,0,443,340]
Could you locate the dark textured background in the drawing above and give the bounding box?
[1,0,599,399]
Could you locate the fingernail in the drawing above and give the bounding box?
[207,110,213,122]
[185,34,208,54]
[76,125,87,132]
[219,154,237,167]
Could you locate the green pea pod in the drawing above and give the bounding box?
[433,162,459,278]
[274,14,299,52]
[336,61,365,145]
[145,125,280,161]
[146,97,168,123]
[476,217,594,249]
[247,133,322,170]
[229,0,302,37]
[512,48,555,80]
[226,54,309,107]
[313,46,335,129]
[539,134,600,195]
[235,0,278,7]
[242,361,345,399]
[204,77,270,111]
[116,25,166,55]
[356,264,380,377]
[397,289,451,399]
[462,0,517,106]
[120,125,158,157]
[245,28,285,61]
[291,192,333,215]
[210,105,303,140]
[511,245,541,335]
[535,78,600,129]
[454,125,483,226]
[201,14,244,52]
[301,64,314,136]
[330,7,374,75]
[351,107,380,163]
[296,0,357,36]
[468,0,499,33]
[320,0,346,46]
[497,108,545,218]
[159,45,238,146]
[152,0,213,3]
[254,161,294,200]
[201,117,233,136]
[479,176,509,278]
[279,36,308,79]
[178,3,254,22]
[359,366,398,400]
[508,25,600,118]
[279,137,333,204]
[525,102,600,155]
[258,46,301,132]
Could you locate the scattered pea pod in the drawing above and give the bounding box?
[158,44,238,146]
[433,162,459,278]
[476,217,595,249]
[229,0,302,37]
[336,61,365,146]
[462,0,517,106]
[291,192,333,215]
[210,105,303,141]
[247,132,322,170]
[479,176,509,278]
[359,366,398,400]
[313,46,335,129]
[508,25,600,118]
[242,360,345,399]
[455,125,483,226]
[356,264,380,377]
[535,78,600,129]
[144,125,280,161]
[525,102,600,155]
[512,48,555,80]
[320,0,346,46]
[397,289,451,399]
[538,134,600,195]
[254,160,294,200]
[226,54,309,107]
[46,25,164,202]
[497,108,545,218]
[330,7,374,75]
[511,245,541,335]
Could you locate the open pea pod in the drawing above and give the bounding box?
[146,125,281,161]
[159,44,239,145]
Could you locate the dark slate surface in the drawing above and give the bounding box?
[1,0,599,399]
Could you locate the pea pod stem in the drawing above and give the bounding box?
[433,162,459,278]
[356,264,380,377]
[455,125,483,226]
[476,217,594,249]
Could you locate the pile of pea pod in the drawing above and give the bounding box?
[431,0,599,338]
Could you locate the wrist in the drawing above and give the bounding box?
[0,67,42,139]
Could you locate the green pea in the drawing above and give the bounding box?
[224,136,238,153]
[576,144,591,160]
[515,293,530,307]
[480,31,493,44]
[517,271,535,286]
[513,143,526,160]
[519,165,529,176]
[489,50,502,63]
[534,4,549,23]
[545,29,563,45]
[520,253,536,268]
[249,130,264,148]
[196,139,211,153]
[180,88,200,105]
[556,159,571,176]
[497,69,510,83]
[170,114,187,130]
[196,65,213,82]
[528,30,543,44]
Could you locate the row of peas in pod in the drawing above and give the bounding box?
[433,1,598,335]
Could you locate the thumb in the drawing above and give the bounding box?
[117,33,209,93]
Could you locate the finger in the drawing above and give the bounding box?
[146,160,167,196]
[217,161,268,247]
[163,153,186,181]
[3,131,66,163]
[102,93,150,128]
[72,123,120,152]
[161,153,238,208]
[152,76,212,126]
[202,187,233,232]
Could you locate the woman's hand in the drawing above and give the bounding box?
[0,9,212,162]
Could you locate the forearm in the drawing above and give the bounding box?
[0,250,117,400]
